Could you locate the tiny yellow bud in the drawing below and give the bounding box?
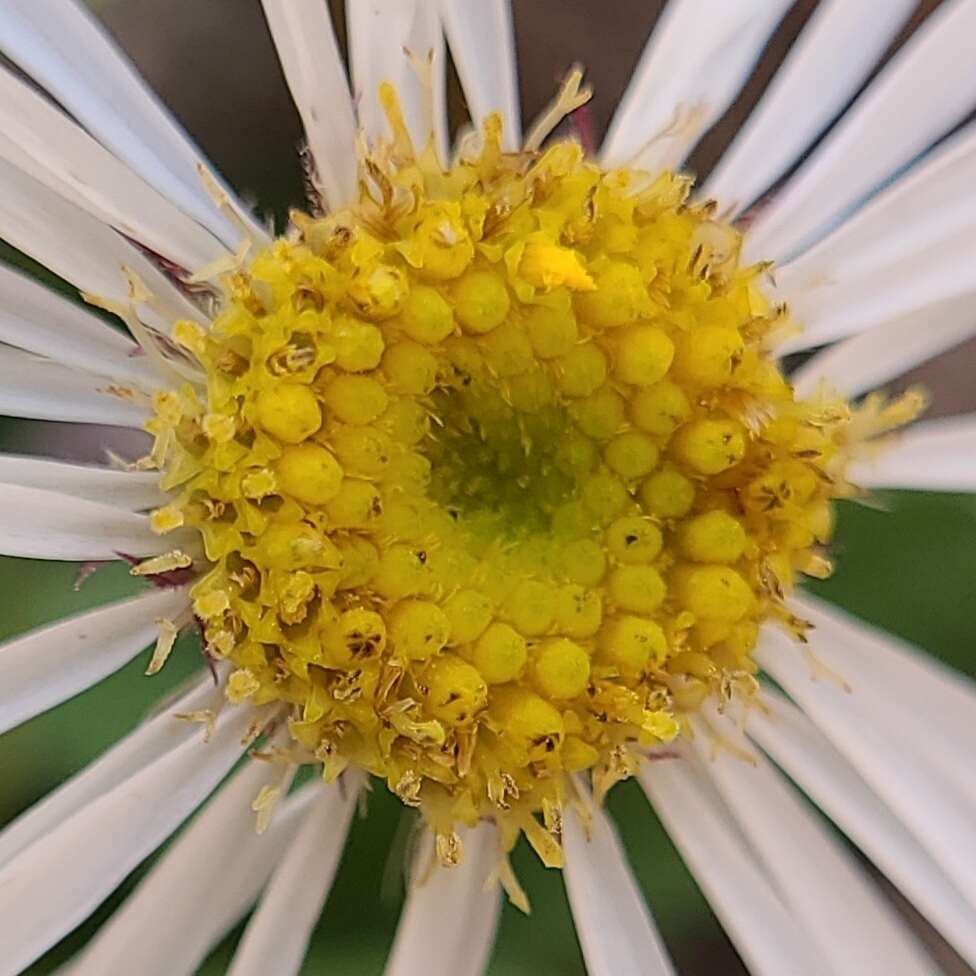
[574,260,652,328]
[332,315,385,372]
[675,565,753,621]
[399,284,456,344]
[471,621,528,684]
[524,303,578,359]
[604,431,660,480]
[322,374,389,425]
[679,510,747,563]
[671,418,746,475]
[672,325,743,386]
[453,269,511,334]
[324,479,382,528]
[607,564,667,614]
[254,385,321,443]
[518,242,595,291]
[554,342,607,397]
[600,616,668,674]
[422,654,488,724]
[640,467,695,518]
[532,638,591,699]
[503,579,558,637]
[383,340,439,395]
[491,687,564,761]
[614,326,675,386]
[389,600,452,661]
[630,381,692,436]
[276,444,343,505]
[606,516,663,564]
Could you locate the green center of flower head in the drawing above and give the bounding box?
[146,82,858,877]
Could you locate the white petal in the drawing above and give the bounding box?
[562,792,675,976]
[0,455,163,510]
[746,690,976,970]
[0,586,187,736]
[703,0,915,213]
[0,348,151,428]
[0,262,159,390]
[756,626,976,914]
[260,0,358,210]
[845,414,976,491]
[439,0,520,151]
[0,0,265,248]
[0,157,204,331]
[638,750,831,976]
[0,670,221,869]
[776,121,976,343]
[0,65,228,273]
[0,482,173,560]
[346,0,448,163]
[792,292,976,399]
[601,0,791,170]
[69,764,319,976]
[789,595,976,807]
[692,710,933,976]
[383,822,500,976]
[228,776,361,976]
[0,702,252,976]
[745,0,976,262]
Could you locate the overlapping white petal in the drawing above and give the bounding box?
[346,0,448,163]
[228,776,360,976]
[746,690,976,969]
[746,0,976,262]
[756,626,976,914]
[260,0,358,210]
[0,66,229,273]
[692,710,932,976]
[846,414,976,492]
[0,703,252,975]
[792,292,976,399]
[563,791,675,976]
[0,482,172,560]
[68,759,318,976]
[439,0,520,150]
[0,586,187,736]
[0,670,221,869]
[639,750,831,976]
[602,0,791,171]
[0,262,159,391]
[0,349,150,428]
[384,822,500,976]
[0,455,163,510]
[0,157,204,331]
[0,0,265,249]
[703,0,915,213]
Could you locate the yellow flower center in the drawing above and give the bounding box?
[146,95,856,871]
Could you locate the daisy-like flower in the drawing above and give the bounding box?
[1,1,975,974]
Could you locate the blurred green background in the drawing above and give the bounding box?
[2,1,972,974]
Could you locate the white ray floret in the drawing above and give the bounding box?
[0,456,163,510]
[0,703,253,976]
[846,414,976,492]
[0,586,187,736]
[692,710,933,976]
[563,790,675,976]
[439,0,520,151]
[0,0,265,248]
[260,0,359,211]
[0,157,204,331]
[346,0,448,163]
[756,627,976,914]
[68,765,320,976]
[0,349,151,428]
[228,775,361,976]
[383,822,501,976]
[0,670,222,869]
[746,0,976,262]
[703,0,915,214]
[639,750,831,976]
[602,0,791,171]
[0,65,229,273]
[792,292,976,399]
[0,483,173,561]
[745,690,976,969]
[0,262,160,391]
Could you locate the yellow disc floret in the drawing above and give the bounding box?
[147,103,858,872]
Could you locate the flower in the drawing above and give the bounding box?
[0,1,975,974]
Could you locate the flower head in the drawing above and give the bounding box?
[0,2,974,975]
